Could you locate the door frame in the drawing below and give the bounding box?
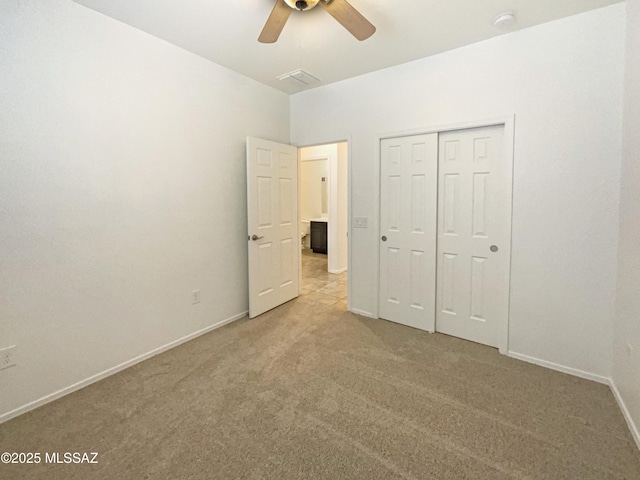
[295,138,352,309]
[375,116,515,353]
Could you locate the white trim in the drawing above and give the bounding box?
[299,154,330,162]
[350,308,376,318]
[609,379,640,451]
[297,148,303,295]
[0,311,247,425]
[327,149,337,273]
[372,136,382,319]
[329,267,347,274]
[346,138,352,312]
[507,351,610,384]
[375,117,515,142]
[500,116,516,355]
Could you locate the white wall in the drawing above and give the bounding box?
[0,0,289,420]
[337,142,348,273]
[291,5,625,379]
[613,0,640,447]
[328,142,348,273]
[300,158,328,223]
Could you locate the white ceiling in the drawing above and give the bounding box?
[73,0,622,94]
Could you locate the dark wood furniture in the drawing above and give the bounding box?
[310,220,327,254]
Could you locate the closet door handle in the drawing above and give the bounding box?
[381,236,387,242]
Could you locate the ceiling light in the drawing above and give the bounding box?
[493,12,516,28]
[284,0,320,11]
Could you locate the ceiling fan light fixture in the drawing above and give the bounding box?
[260,0,375,44]
[284,0,320,11]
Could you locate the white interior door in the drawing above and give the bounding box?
[247,137,299,318]
[436,125,511,349]
[379,134,438,331]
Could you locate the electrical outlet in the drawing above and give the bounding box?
[192,290,201,305]
[0,345,16,370]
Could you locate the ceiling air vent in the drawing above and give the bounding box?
[277,69,320,89]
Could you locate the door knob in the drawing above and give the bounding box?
[381,236,387,242]
[490,245,498,252]
[251,234,264,241]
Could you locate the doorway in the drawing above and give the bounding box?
[246,137,349,318]
[299,142,348,308]
[378,121,513,351]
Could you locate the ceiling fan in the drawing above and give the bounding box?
[259,0,376,43]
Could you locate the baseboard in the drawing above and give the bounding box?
[349,308,375,318]
[328,267,347,274]
[609,379,640,452]
[507,351,610,385]
[0,311,248,425]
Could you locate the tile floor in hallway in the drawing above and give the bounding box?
[301,248,347,309]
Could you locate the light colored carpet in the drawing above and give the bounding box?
[1,296,639,479]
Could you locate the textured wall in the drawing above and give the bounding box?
[0,0,289,419]
[291,5,626,379]
[613,0,640,448]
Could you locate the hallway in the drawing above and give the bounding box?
[301,249,347,309]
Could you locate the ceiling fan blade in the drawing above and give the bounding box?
[259,0,292,43]
[320,0,375,41]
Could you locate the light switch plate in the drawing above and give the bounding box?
[353,217,368,228]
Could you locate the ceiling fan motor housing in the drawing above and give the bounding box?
[284,0,320,11]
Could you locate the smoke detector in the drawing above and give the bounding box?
[493,12,515,28]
